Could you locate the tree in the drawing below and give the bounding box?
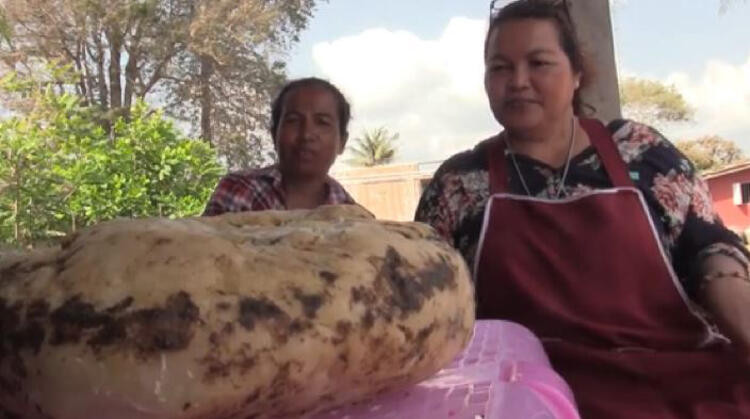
[346,127,398,167]
[675,135,746,172]
[0,0,321,169]
[619,77,694,126]
[0,75,223,248]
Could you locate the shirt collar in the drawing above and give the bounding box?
[261,165,346,204]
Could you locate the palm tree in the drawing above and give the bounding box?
[346,127,398,167]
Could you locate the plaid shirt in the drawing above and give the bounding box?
[203,165,356,216]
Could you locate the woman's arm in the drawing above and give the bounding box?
[699,252,750,362]
[414,174,457,245]
[623,121,750,357]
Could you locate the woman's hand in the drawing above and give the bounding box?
[699,254,750,363]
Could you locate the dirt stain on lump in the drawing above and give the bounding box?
[0,299,46,357]
[318,271,338,284]
[238,297,285,331]
[124,292,199,353]
[399,322,437,365]
[1,259,49,286]
[350,287,377,305]
[0,299,20,335]
[105,297,133,314]
[200,321,257,383]
[44,291,200,356]
[2,265,201,362]
[292,289,323,319]
[50,297,111,345]
[27,300,50,319]
[369,246,457,317]
[0,298,47,398]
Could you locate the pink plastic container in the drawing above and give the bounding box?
[311,320,580,419]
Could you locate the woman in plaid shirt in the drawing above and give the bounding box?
[203,77,356,215]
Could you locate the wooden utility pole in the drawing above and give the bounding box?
[567,0,622,122]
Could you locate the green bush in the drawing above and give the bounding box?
[0,80,223,248]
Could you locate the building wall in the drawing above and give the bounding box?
[706,170,750,231]
[336,164,750,235]
[343,178,422,221]
[332,163,433,221]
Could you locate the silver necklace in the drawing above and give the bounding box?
[503,117,577,199]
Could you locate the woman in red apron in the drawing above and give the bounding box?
[416,1,750,417]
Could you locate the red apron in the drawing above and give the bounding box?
[475,119,750,418]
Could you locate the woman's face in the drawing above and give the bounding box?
[484,18,581,132]
[274,85,345,180]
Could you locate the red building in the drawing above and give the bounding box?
[704,162,750,233]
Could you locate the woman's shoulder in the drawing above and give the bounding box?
[433,136,496,179]
[603,118,689,167]
[606,119,667,143]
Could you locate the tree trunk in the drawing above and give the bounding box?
[81,42,97,107]
[123,55,136,109]
[12,151,20,243]
[75,41,89,105]
[123,19,144,110]
[566,0,621,122]
[108,29,123,110]
[200,55,214,145]
[13,197,19,243]
[94,34,109,109]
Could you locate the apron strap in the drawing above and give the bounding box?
[580,118,634,188]
[487,137,508,195]
[486,118,635,194]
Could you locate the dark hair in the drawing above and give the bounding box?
[270,77,351,145]
[485,0,592,116]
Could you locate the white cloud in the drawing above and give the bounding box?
[621,55,750,149]
[312,17,750,166]
[311,18,498,166]
[663,55,750,148]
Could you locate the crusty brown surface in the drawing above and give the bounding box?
[0,205,474,418]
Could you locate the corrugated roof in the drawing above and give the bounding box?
[702,161,750,180]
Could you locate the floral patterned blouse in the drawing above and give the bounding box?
[415,119,749,300]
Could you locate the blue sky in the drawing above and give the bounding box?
[286,0,750,165]
[612,0,749,78]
